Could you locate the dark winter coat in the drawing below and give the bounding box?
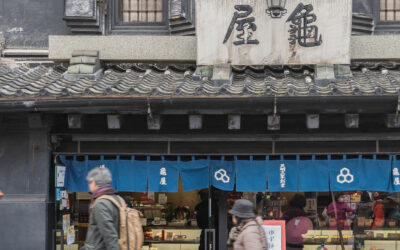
[85,194,120,250]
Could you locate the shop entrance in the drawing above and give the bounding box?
[52,152,400,250]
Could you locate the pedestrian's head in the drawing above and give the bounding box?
[290,193,306,209]
[228,199,256,225]
[335,193,345,203]
[86,166,112,192]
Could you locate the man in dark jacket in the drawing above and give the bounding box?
[195,189,209,250]
[80,166,120,250]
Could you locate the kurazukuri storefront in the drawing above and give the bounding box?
[2,0,400,250]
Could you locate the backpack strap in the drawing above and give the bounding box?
[94,195,127,210]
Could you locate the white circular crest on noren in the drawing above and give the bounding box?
[214,169,230,184]
[336,167,354,184]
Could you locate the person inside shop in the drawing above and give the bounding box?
[372,192,385,229]
[387,195,400,221]
[282,194,313,250]
[354,191,373,233]
[80,166,120,250]
[327,193,355,230]
[227,199,268,250]
[282,194,307,222]
[195,189,209,250]
[0,190,3,199]
[257,192,272,219]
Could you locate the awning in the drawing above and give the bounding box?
[60,155,398,193]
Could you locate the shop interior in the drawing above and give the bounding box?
[54,154,400,250]
[56,187,400,250]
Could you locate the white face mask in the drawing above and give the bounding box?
[338,198,344,203]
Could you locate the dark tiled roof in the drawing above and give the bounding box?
[1,63,400,100]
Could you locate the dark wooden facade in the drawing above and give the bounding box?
[1,0,400,250]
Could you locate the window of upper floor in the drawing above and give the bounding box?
[63,0,195,35]
[380,0,400,21]
[374,0,400,33]
[109,0,169,34]
[121,0,164,23]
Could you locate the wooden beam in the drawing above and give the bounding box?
[0,96,396,115]
[66,132,400,142]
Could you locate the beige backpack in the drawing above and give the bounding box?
[95,195,144,250]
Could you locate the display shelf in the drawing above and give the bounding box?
[144,226,199,229]
[75,222,89,228]
[304,244,354,246]
[303,245,353,250]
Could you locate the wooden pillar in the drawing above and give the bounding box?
[218,191,228,250]
[28,113,43,128]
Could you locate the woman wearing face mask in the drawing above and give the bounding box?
[227,199,268,250]
[327,193,355,229]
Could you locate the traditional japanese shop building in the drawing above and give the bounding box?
[2,0,400,250]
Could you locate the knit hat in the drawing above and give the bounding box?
[228,199,256,219]
[86,166,112,188]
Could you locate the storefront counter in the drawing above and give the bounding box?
[303,229,354,245]
[143,228,201,250]
[303,245,353,250]
[364,240,398,249]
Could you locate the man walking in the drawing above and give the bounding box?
[80,166,120,250]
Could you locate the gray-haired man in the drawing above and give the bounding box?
[80,167,120,250]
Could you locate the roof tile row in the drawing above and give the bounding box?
[0,63,400,99]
